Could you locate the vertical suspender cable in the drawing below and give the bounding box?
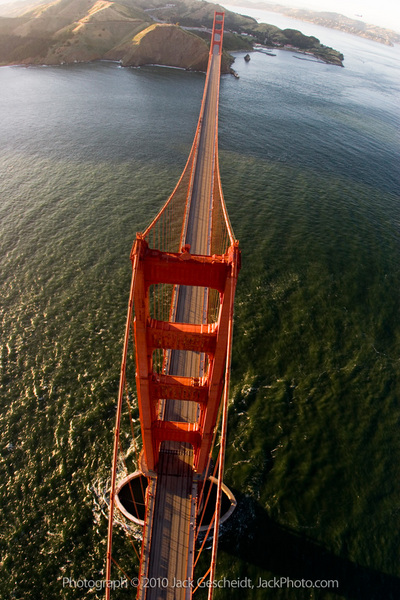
[105,251,138,599]
[207,271,236,597]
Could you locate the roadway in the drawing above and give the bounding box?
[139,48,222,599]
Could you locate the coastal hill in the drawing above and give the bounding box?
[225,0,400,46]
[0,0,344,68]
[109,23,210,71]
[1,0,247,69]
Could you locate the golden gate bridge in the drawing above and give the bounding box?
[105,12,240,598]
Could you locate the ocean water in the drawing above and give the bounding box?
[1,17,400,600]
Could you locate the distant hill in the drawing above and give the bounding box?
[225,1,400,46]
[0,0,344,68]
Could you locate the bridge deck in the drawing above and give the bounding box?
[139,49,222,599]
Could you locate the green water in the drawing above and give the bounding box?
[219,157,400,599]
[1,24,400,600]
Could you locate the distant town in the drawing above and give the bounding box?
[224,1,400,46]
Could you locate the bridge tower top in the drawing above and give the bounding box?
[211,12,225,56]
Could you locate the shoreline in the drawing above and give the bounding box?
[0,58,213,74]
[1,44,343,71]
[237,45,343,67]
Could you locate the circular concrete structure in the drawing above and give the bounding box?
[115,471,147,525]
[197,476,237,532]
[115,472,236,530]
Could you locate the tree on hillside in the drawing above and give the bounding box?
[283,28,320,48]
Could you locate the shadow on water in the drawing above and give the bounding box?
[219,491,400,600]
